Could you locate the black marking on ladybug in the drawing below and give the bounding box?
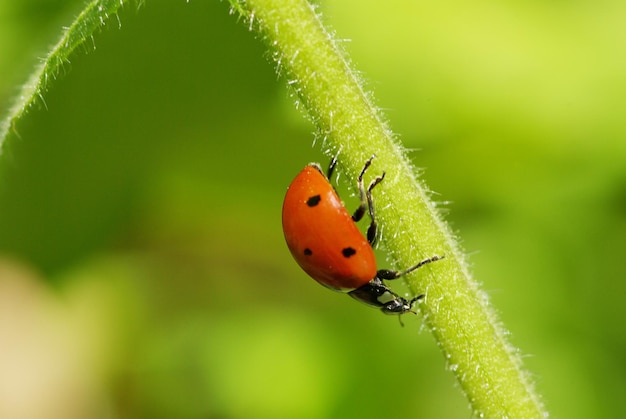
[303,248,313,256]
[342,247,357,258]
[306,195,321,207]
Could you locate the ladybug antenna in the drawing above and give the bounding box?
[398,294,424,327]
[398,310,418,327]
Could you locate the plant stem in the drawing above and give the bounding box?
[228,0,548,417]
[0,0,132,152]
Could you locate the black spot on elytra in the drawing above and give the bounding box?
[303,248,313,256]
[342,247,356,258]
[307,195,321,207]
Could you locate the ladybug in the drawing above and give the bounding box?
[282,156,443,317]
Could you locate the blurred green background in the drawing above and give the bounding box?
[1,0,625,418]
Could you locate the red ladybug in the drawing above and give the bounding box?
[282,156,442,316]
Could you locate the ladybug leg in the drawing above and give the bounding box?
[326,155,338,181]
[377,255,445,280]
[351,157,373,223]
[352,157,386,246]
[364,172,385,245]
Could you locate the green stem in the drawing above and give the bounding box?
[0,0,133,152]
[229,0,548,417]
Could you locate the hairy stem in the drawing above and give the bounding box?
[228,0,548,417]
[0,0,134,152]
